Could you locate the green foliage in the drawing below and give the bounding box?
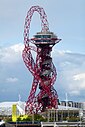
[17,115,32,122]
[34,114,47,122]
[16,114,47,122]
[3,117,12,122]
[67,116,80,122]
[1,114,47,122]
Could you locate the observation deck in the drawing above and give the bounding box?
[31,31,61,46]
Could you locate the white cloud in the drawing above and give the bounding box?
[10,43,24,53]
[0,43,85,101]
[6,77,18,83]
[52,49,85,100]
[73,73,85,81]
[71,73,85,91]
[69,90,80,96]
[0,43,24,63]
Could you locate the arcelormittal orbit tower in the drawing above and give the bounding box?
[22,6,61,114]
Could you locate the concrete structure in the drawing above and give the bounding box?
[45,107,80,122]
[0,101,85,122]
[60,101,82,109]
[41,122,85,127]
[82,102,85,110]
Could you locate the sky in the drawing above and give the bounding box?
[0,0,85,103]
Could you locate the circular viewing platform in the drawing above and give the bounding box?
[31,31,61,46]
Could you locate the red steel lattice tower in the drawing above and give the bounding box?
[22,6,61,114]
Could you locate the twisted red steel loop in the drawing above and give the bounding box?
[22,6,59,114]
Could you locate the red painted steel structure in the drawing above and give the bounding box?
[22,6,61,114]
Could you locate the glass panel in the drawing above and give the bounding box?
[35,35,51,38]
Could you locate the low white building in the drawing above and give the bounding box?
[0,101,25,116]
